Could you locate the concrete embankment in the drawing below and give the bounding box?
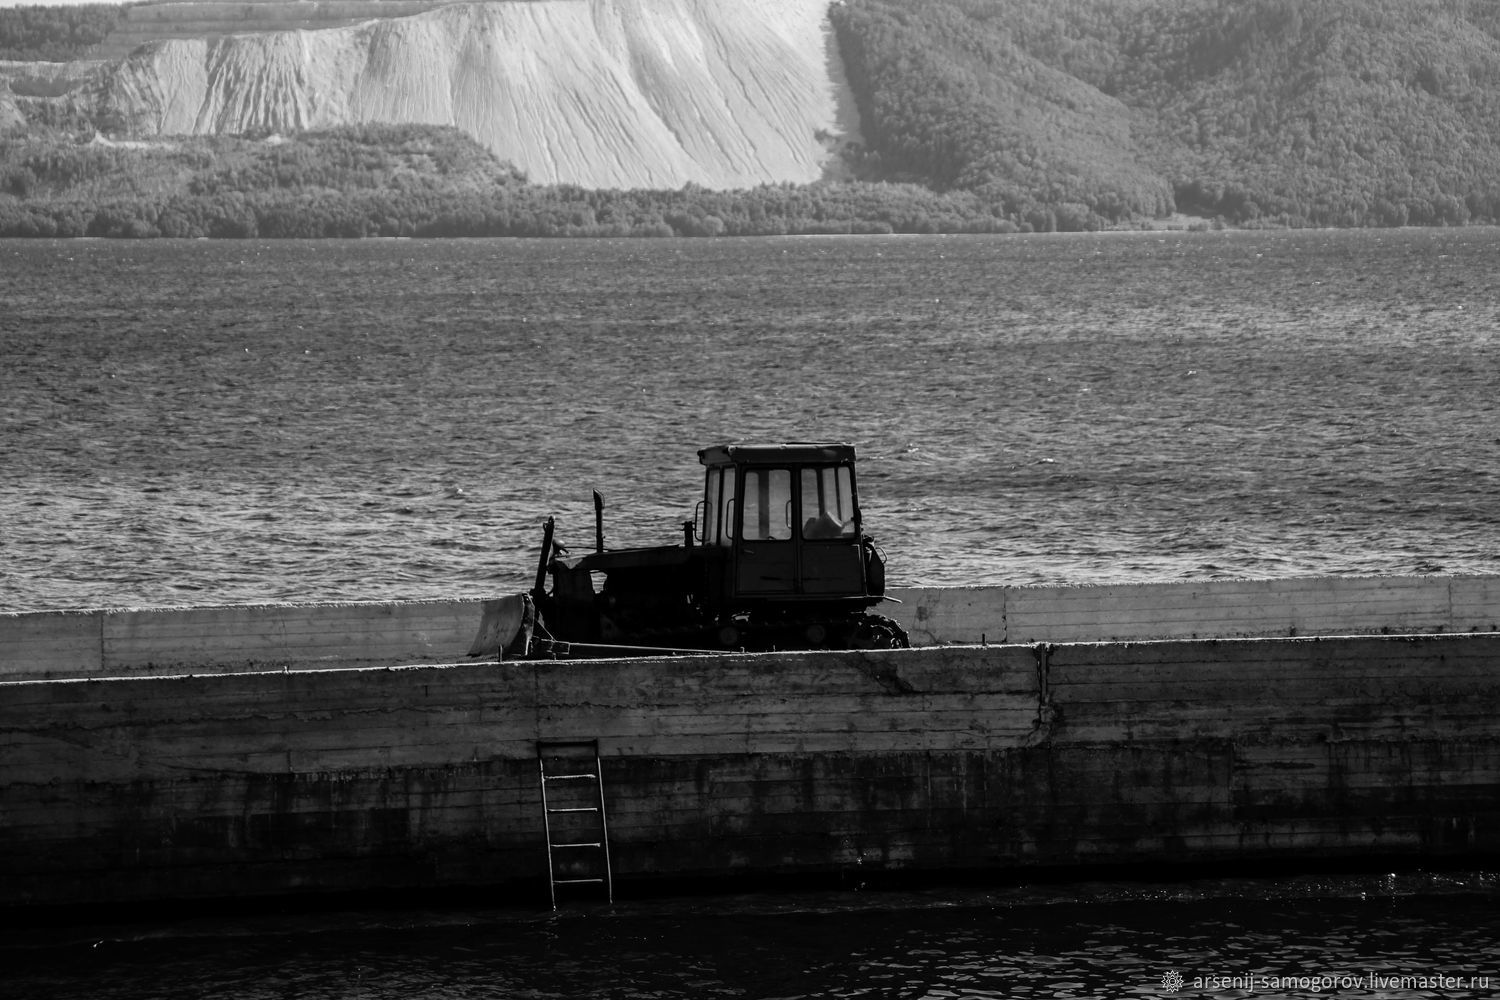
[2,576,1499,909]
[5,574,1498,682]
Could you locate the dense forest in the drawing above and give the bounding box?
[0,3,119,61]
[831,0,1500,228]
[0,126,1020,237]
[6,0,1500,235]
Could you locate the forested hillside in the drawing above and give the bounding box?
[6,0,1500,234]
[832,0,1500,227]
[831,0,1177,228]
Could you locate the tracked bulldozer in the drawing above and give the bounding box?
[472,443,908,659]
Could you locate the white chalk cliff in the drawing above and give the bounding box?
[98,0,861,190]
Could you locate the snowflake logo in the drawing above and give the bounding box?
[1160,970,1185,993]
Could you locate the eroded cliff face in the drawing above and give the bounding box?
[95,0,859,190]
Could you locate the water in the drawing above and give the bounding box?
[4,230,1500,995]
[4,876,1499,998]
[2,229,1498,611]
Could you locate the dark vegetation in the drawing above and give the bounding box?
[5,0,1500,236]
[832,0,1500,228]
[0,125,1016,238]
[0,3,120,61]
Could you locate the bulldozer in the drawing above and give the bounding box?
[471,442,909,659]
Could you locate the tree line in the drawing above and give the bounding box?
[0,180,1036,239]
[0,125,1037,238]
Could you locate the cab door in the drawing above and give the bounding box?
[797,464,865,595]
[734,466,796,595]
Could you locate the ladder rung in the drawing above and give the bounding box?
[539,738,611,907]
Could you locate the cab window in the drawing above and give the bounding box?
[703,467,734,546]
[799,465,857,540]
[740,468,792,541]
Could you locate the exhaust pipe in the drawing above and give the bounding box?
[531,516,555,603]
[593,490,605,554]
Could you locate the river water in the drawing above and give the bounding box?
[4,875,1499,998]
[2,229,1498,611]
[3,230,1499,996]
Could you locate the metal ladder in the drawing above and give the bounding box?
[537,739,614,908]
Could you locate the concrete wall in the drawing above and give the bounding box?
[4,632,1499,908]
[0,599,484,682]
[891,575,1500,646]
[5,575,1497,682]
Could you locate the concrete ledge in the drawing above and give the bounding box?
[1,599,485,681]
[5,574,1500,682]
[1450,576,1500,630]
[0,610,103,680]
[101,599,482,674]
[886,574,1500,645]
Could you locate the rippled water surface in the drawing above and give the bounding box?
[3,229,1499,611]
[5,875,1499,999]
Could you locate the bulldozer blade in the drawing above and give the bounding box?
[467,593,531,659]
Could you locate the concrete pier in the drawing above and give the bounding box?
[2,576,1499,909]
[6,574,1498,682]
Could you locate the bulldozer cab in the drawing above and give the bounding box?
[696,443,880,614]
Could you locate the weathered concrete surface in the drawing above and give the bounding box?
[6,575,1499,682]
[3,633,1499,908]
[888,575,1500,646]
[0,599,483,682]
[0,609,102,680]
